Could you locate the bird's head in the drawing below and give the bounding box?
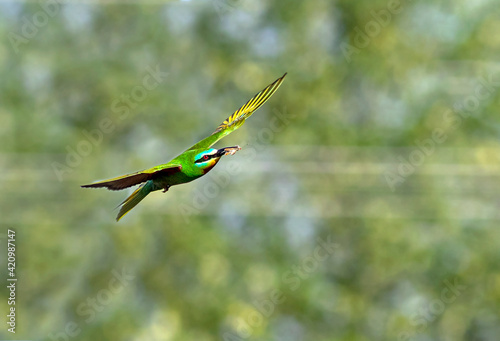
[194,146,241,173]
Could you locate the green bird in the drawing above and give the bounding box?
[82,73,286,221]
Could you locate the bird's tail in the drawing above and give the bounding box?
[116,181,154,221]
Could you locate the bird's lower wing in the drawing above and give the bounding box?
[187,73,287,151]
[81,164,182,191]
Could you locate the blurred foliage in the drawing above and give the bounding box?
[1,0,500,340]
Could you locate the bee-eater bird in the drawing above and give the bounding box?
[82,73,286,221]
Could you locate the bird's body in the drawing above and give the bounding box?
[82,73,286,221]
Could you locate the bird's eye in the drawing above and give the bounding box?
[203,155,209,160]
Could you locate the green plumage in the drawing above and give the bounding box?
[82,73,286,221]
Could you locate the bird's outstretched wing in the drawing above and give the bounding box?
[187,73,287,151]
[81,164,182,191]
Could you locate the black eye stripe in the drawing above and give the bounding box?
[195,154,213,163]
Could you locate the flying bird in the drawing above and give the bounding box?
[82,73,287,221]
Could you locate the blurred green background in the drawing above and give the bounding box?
[1,0,500,340]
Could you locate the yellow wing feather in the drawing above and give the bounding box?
[213,73,287,134]
[187,73,286,151]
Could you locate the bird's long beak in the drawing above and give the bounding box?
[217,145,241,157]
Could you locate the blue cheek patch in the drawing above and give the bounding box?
[196,160,215,168]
